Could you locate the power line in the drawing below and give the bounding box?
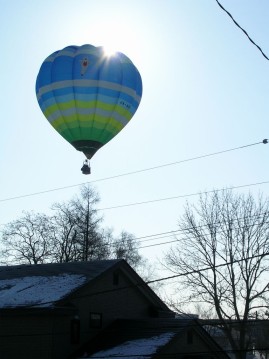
[121,210,269,245]
[3,212,267,255]
[98,180,269,211]
[0,139,266,203]
[138,221,269,249]
[129,213,269,245]
[147,253,269,286]
[138,238,179,249]
[0,180,268,229]
[215,0,269,61]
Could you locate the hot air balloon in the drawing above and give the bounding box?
[35,44,142,174]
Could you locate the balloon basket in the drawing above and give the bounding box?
[81,160,91,175]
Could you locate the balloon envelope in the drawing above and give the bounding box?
[36,44,142,159]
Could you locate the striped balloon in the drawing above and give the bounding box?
[36,44,142,159]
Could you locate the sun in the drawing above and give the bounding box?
[103,45,116,57]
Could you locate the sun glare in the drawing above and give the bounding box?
[103,45,116,57]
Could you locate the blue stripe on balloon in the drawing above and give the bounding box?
[37,56,142,96]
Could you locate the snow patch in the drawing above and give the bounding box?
[0,274,86,308]
[85,332,175,358]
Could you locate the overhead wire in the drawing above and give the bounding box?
[98,180,269,211]
[111,214,269,249]
[0,180,269,229]
[138,221,269,249]
[131,212,269,243]
[215,0,269,61]
[2,212,268,256]
[0,139,267,203]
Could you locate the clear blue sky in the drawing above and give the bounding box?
[0,0,268,264]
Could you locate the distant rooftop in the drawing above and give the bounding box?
[77,318,196,358]
[86,332,175,359]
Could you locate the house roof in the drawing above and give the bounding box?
[0,259,121,308]
[86,331,175,359]
[75,318,229,359]
[0,260,171,313]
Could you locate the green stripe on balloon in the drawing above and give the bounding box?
[44,100,132,123]
[52,115,122,142]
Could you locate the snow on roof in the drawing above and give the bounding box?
[0,273,86,308]
[85,332,175,359]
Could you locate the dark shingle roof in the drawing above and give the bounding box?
[0,259,121,281]
[0,260,121,308]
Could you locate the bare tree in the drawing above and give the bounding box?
[164,190,269,359]
[49,201,80,263]
[110,230,142,267]
[1,211,53,264]
[0,185,146,268]
[50,185,109,262]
